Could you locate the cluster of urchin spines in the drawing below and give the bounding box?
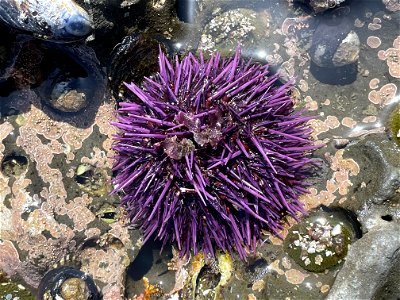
[112,48,318,259]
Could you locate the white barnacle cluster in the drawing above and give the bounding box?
[200,9,256,52]
[291,218,344,267]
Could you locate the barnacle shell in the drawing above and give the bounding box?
[75,163,110,197]
[0,0,92,41]
[1,154,29,177]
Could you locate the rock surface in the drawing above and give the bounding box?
[326,222,400,300]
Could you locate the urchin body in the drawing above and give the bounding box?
[112,49,318,259]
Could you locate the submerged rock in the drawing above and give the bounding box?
[199,7,271,56]
[309,16,359,68]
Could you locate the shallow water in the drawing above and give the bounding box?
[0,0,399,299]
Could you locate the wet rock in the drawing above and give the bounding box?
[373,253,400,299]
[340,135,400,214]
[327,133,400,299]
[326,222,400,300]
[358,204,400,233]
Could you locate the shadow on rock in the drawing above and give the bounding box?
[310,61,357,85]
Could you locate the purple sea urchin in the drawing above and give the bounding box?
[112,48,319,259]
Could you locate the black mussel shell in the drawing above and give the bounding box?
[37,266,100,300]
[107,34,170,98]
[0,0,92,42]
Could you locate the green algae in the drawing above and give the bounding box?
[0,275,34,300]
[389,104,400,145]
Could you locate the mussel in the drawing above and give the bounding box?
[0,0,92,42]
[108,34,171,98]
